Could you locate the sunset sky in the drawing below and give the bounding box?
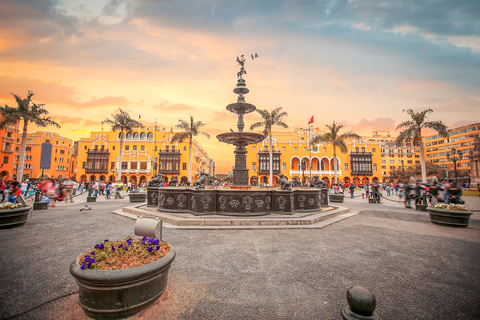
[1,0,479,173]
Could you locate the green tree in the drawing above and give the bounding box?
[170,115,210,184]
[250,107,288,186]
[311,121,359,184]
[102,109,143,182]
[396,108,448,182]
[0,91,60,181]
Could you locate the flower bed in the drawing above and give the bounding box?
[79,236,170,270]
[0,203,32,229]
[427,204,472,228]
[71,236,175,318]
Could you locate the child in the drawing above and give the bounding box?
[7,190,16,203]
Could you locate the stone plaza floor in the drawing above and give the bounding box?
[0,193,479,319]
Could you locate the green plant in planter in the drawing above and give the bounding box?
[79,236,170,270]
[0,202,23,210]
[432,203,469,211]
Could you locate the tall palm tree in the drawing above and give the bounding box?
[250,107,288,186]
[0,91,60,181]
[311,121,359,184]
[102,109,143,183]
[170,115,210,184]
[396,108,447,182]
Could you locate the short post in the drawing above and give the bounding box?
[134,216,162,240]
[342,286,382,320]
[33,189,48,210]
[87,186,96,202]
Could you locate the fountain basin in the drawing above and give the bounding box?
[153,187,328,216]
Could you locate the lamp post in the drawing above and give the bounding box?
[301,159,306,186]
[110,168,115,182]
[447,147,463,183]
[401,160,405,181]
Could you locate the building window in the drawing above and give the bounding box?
[111,162,115,169]
[26,147,31,152]
[15,147,19,151]
[141,145,145,150]
[131,162,137,169]
[252,162,257,171]
[140,162,147,169]
[182,163,187,170]
[133,145,137,150]
[113,146,115,150]
[373,164,377,171]
[252,146,257,151]
[184,146,187,151]
[382,166,386,169]
[294,147,298,151]
[122,162,128,169]
[344,163,348,171]
[282,147,286,151]
[3,157,8,164]
[60,150,65,154]
[54,157,57,162]
[84,145,87,150]
[304,147,307,151]
[282,162,286,170]
[125,145,129,150]
[55,149,58,153]
[323,147,327,152]
[372,148,376,152]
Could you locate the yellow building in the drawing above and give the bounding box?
[245,129,419,185]
[423,122,480,183]
[0,121,19,181]
[14,131,74,181]
[76,126,212,184]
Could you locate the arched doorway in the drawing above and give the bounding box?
[57,174,64,181]
[139,175,147,184]
[38,173,51,180]
[0,170,9,181]
[90,175,96,181]
[273,176,278,185]
[109,175,115,182]
[262,176,268,184]
[130,176,137,185]
[164,176,169,184]
[99,175,105,181]
[250,176,258,185]
[180,176,188,185]
[122,176,128,184]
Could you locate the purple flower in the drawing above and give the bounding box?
[118,244,123,249]
[147,246,153,253]
[99,243,104,250]
[94,244,100,249]
[91,251,95,255]
[156,246,160,250]
[111,245,115,252]
[104,239,109,242]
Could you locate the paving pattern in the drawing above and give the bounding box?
[0,193,479,319]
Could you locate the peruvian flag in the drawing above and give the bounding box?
[308,115,314,124]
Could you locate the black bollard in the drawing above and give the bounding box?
[86,187,96,202]
[33,189,48,210]
[342,286,382,320]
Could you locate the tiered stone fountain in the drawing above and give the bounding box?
[148,56,328,216]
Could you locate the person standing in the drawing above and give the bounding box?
[349,183,355,199]
[63,176,74,203]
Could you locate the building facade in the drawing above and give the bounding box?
[13,131,74,181]
[0,122,19,181]
[75,126,212,184]
[245,129,419,185]
[423,123,480,183]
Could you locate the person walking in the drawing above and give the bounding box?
[63,176,74,203]
[349,183,355,199]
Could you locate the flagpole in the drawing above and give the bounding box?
[309,121,312,182]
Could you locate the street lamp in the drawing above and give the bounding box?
[401,160,405,181]
[447,147,463,183]
[301,159,306,186]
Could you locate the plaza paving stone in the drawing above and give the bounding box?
[0,193,479,319]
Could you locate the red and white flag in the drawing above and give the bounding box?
[308,115,314,124]
[139,115,141,119]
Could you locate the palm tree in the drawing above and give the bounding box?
[170,115,210,184]
[0,91,60,181]
[311,121,359,184]
[250,107,288,186]
[102,109,143,183]
[396,108,447,182]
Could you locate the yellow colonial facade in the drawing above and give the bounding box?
[245,129,420,185]
[76,126,212,184]
[14,131,74,181]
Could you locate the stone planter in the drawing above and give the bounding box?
[129,193,147,203]
[329,194,345,203]
[0,206,32,229]
[427,207,473,228]
[70,247,176,318]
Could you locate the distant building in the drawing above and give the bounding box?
[14,131,74,181]
[423,122,480,183]
[76,126,213,184]
[0,121,19,181]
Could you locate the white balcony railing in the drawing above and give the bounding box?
[289,170,342,176]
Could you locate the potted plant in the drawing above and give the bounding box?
[70,236,176,318]
[0,202,32,229]
[128,189,147,202]
[427,203,473,228]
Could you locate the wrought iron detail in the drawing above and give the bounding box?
[298,195,306,208]
[177,194,187,209]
